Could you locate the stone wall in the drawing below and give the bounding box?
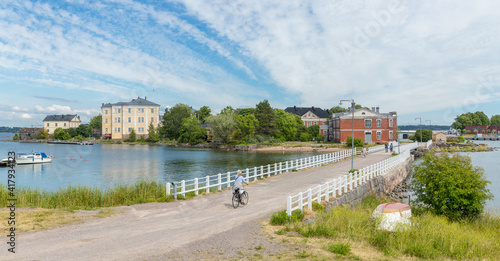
[326,156,413,209]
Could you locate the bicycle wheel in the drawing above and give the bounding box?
[241,191,248,205]
[232,193,240,208]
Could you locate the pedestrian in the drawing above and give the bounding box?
[385,143,388,152]
[362,147,367,157]
[390,142,393,153]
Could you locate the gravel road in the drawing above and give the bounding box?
[1,151,393,261]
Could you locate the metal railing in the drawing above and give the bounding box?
[167,149,354,197]
[286,142,424,216]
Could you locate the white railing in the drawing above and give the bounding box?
[367,141,399,154]
[426,139,433,148]
[167,149,354,197]
[286,142,418,216]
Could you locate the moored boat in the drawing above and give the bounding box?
[1,152,52,165]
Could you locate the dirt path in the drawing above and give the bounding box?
[2,151,394,261]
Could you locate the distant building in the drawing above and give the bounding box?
[432,132,447,142]
[284,106,330,139]
[20,128,43,140]
[330,107,397,144]
[465,125,500,135]
[101,97,160,140]
[43,114,81,134]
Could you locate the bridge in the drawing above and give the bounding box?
[5,142,424,260]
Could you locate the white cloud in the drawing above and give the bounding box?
[21,113,32,119]
[12,106,28,112]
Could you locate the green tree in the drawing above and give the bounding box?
[36,129,49,140]
[475,111,490,125]
[148,123,160,142]
[275,109,300,141]
[329,106,346,114]
[307,125,320,139]
[88,115,102,137]
[411,151,493,220]
[236,108,256,116]
[206,111,236,143]
[255,100,277,136]
[195,106,211,123]
[299,132,311,142]
[75,125,87,137]
[491,115,500,126]
[409,129,432,142]
[54,128,70,140]
[162,104,193,139]
[233,113,259,141]
[179,116,207,144]
[66,128,77,138]
[12,132,20,140]
[128,128,136,142]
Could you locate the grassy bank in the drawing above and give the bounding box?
[0,180,172,210]
[268,194,500,260]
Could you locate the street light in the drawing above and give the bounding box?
[415,117,422,144]
[340,99,355,171]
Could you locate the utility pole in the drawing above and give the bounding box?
[415,117,422,144]
[340,99,355,171]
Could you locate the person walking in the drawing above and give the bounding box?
[390,142,393,153]
[362,147,367,157]
[385,143,388,153]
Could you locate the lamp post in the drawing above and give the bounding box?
[415,117,422,144]
[340,99,355,171]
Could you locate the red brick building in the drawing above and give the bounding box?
[329,107,397,144]
[285,106,330,139]
[465,125,500,134]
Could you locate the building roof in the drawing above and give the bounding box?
[333,107,396,119]
[284,106,330,118]
[43,114,80,122]
[101,97,160,108]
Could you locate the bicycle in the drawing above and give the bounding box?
[232,188,248,208]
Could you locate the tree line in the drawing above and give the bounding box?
[452,111,500,130]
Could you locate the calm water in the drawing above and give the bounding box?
[0,133,312,191]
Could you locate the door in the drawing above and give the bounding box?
[365,131,372,144]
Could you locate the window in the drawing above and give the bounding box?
[128,128,132,133]
[47,123,49,127]
[377,119,381,128]
[151,108,154,113]
[105,118,108,124]
[138,117,144,123]
[128,108,131,113]
[55,123,58,127]
[365,120,371,128]
[151,117,154,123]
[105,110,108,115]
[377,131,381,140]
[389,119,393,127]
[64,123,66,127]
[389,131,393,140]
[128,117,131,123]
[115,117,121,123]
[47,129,50,133]
[138,127,144,133]
[105,128,108,133]
[138,108,144,113]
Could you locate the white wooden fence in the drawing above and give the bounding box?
[167,149,355,197]
[286,141,427,216]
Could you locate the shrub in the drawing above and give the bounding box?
[312,201,324,212]
[270,210,290,225]
[457,136,465,143]
[411,151,493,220]
[446,138,457,143]
[345,136,364,147]
[291,209,305,222]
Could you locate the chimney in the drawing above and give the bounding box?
[376,106,379,113]
[312,106,315,111]
[372,107,375,111]
[294,105,297,110]
[145,96,147,100]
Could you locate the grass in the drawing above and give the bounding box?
[0,180,173,210]
[269,194,500,260]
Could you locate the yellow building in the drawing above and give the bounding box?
[43,115,81,135]
[101,97,160,139]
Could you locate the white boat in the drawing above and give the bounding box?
[1,152,52,165]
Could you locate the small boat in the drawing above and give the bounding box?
[1,152,52,165]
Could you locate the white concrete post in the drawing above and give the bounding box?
[260,165,264,179]
[218,174,222,191]
[325,182,329,202]
[246,168,249,181]
[227,172,231,188]
[308,188,312,210]
[298,192,303,212]
[344,175,347,194]
[194,178,198,195]
[166,182,170,196]
[206,176,210,193]
[287,196,292,216]
[254,167,258,181]
[279,162,282,174]
[286,161,289,172]
[274,163,278,175]
[181,180,185,196]
[268,164,271,177]
[317,185,321,203]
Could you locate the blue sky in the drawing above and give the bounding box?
[1,0,500,127]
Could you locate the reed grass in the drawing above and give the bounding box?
[0,180,172,209]
[272,194,500,260]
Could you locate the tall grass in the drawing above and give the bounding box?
[0,180,171,209]
[273,194,500,260]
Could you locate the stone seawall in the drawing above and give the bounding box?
[326,156,414,210]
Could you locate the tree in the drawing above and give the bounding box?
[411,151,493,220]
[307,125,320,138]
[37,128,49,140]
[162,104,192,139]
[275,109,300,141]
[12,132,19,140]
[88,115,102,137]
[409,129,432,142]
[236,108,256,116]
[66,128,77,138]
[54,128,70,140]
[233,114,259,141]
[491,115,500,126]
[148,123,160,142]
[179,116,207,144]
[75,125,87,137]
[206,111,236,143]
[128,128,136,142]
[346,136,364,147]
[255,100,277,136]
[195,106,211,123]
[329,106,346,115]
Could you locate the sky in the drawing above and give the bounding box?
[1,0,500,127]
